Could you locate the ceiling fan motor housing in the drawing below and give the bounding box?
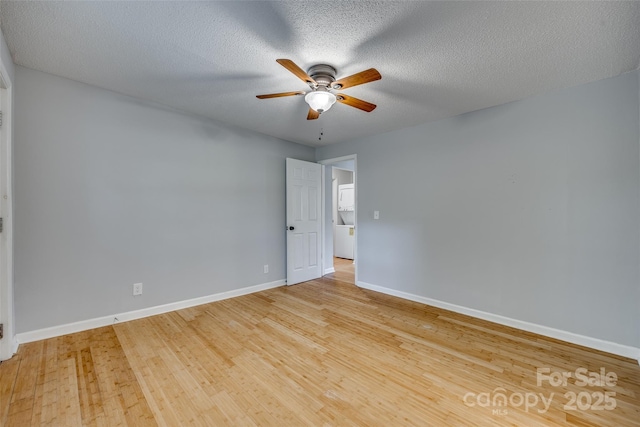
[307,64,337,89]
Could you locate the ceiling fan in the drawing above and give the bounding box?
[256,59,381,120]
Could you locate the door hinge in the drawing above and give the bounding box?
[0,218,3,233]
[0,324,3,340]
[0,111,3,128]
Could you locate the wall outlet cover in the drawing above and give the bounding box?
[133,283,143,296]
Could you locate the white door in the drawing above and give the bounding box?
[286,158,322,285]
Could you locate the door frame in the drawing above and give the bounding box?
[319,154,357,285]
[0,58,14,360]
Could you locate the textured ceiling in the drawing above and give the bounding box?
[2,1,640,147]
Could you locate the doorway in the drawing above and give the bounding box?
[332,167,354,260]
[319,155,357,285]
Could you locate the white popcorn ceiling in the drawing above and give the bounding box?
[2,1,639,146]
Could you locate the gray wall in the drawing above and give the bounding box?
[317,71,640,348]
[14,66,314,333]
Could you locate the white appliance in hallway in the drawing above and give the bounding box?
[335,184,354,259]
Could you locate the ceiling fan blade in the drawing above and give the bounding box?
[256,91,305,99]
[307,108,320,120]
[332,68,381,90]
[336,94,377,112]
[276,59,316,86]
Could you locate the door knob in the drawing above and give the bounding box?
[288,226,295,231]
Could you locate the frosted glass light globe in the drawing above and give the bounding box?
[305,89,337,113]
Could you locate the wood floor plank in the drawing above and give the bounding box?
[0,350,21,425]
[1,263,639,426]
[6,341,44,427]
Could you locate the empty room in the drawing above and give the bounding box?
[1,1,639,426]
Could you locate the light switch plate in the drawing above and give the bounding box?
[374,211,380,220]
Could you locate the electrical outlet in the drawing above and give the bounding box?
[263,264,269,274]
[133,282,143,296]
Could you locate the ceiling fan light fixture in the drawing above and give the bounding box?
[305,88,337,113]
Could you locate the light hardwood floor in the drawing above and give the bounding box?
[327,257,355,284]
[1,273,639,426]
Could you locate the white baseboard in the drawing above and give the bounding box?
[15,279,286,345]
[324,267,336,275]
[357,281,640,363]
